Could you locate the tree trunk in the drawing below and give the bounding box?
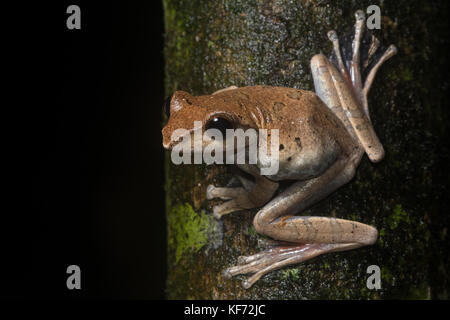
[163,0,449,299]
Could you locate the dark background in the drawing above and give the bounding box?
[5,1,449,301]
[7,2,166,298]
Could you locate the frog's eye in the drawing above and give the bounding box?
[163,94,172,118]
[205,116,233,135]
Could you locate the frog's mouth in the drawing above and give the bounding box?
[162,129,187,150]
[162,138,175,150]
[161,128,173,150]
[162,123,258,162]
[162,124,198,150]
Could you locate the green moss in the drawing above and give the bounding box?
[280,268,300,281]
[407,283,430,300]
[381,266,394,287]
[247,225,258,237]
[387,204,410,230]
[168,203,211,263]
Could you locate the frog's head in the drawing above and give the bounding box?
[162,90,246,151]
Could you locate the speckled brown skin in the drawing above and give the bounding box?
[162,10,396,289]
[163,86,357,180]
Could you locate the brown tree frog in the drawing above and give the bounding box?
[162,10,396,289]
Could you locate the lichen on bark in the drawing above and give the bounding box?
[163,0,449,299]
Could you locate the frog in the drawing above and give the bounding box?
[162,10,397,289]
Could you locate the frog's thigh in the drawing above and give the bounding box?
[310,54,355,137]
[310,54,340,109]
[311,54,384,162]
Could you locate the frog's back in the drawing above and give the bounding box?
[215,85,325,129]
[225,86,351,181]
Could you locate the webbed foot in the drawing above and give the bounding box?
[223,242,360,289]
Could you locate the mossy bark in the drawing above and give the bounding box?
[163,0,449,299]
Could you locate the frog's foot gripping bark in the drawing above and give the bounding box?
[222,241,362,289]
[327,10,397,119]
[207,175,278,219]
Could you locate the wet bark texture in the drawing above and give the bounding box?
[163,0,449,299]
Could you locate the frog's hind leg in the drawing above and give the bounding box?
[311,54,358,142]
[224,241,362,289]
[328,10,397,118]
[224,155,378,289]
[311,10,397,163]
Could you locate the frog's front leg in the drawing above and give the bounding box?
[212,85,238,95]
[207,166,279,219]
[223,156,378,289]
